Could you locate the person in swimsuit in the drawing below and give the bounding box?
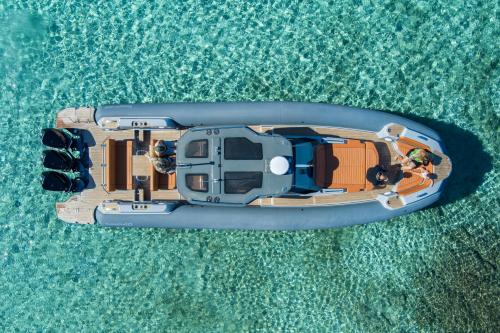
[409,166,434,186]
[396,148,431,171]
[397,148,434,185]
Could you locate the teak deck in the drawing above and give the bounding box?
[54,108,451,224]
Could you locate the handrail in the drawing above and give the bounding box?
[100,142,110,193]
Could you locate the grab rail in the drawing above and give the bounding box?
[100,142,109,193]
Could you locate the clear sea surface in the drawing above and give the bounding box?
[0,0,498,332]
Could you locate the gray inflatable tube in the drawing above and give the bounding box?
[94,102,445,230]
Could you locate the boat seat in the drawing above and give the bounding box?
[395,137,434,196]
[313,140,379,193]
[313,143,337,188]
[150,139,176,191]
[105,139,133,192]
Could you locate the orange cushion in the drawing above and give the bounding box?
[314,140,379,192]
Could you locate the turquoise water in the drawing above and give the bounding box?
[0,0,498,331]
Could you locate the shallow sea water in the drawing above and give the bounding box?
[0,0,498,332]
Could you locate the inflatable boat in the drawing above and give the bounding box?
[41,102,451,230]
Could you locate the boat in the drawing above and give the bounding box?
[40,102,452,230]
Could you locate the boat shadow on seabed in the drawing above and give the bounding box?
[392,113,493,206]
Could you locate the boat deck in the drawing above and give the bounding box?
[55,108,182,224]
[54,108,451,224]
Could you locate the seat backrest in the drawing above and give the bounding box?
[313,144,331,188]
[126,140,133,190]
[150,138,159,191]
[105,139,116,192]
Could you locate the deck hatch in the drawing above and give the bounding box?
[224,172,263,194]
[224,137,263,160]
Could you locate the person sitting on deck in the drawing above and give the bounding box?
[146,140,176,175]
[396,148,435,186]
[396,148,431,171]
[408,166,435,186]
[367,165,394,188]
[375,168,389,186]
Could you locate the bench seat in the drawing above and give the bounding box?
[105,139,133,192]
